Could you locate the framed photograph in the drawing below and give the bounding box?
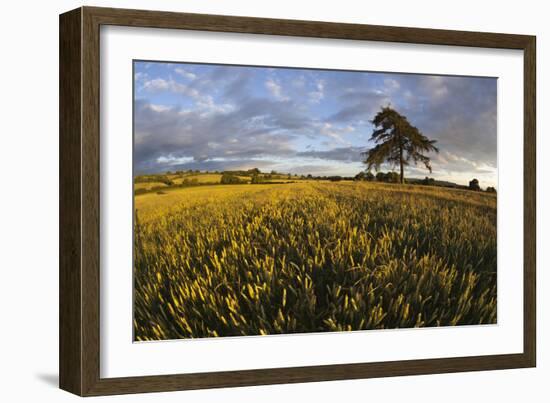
[59,6,536,396]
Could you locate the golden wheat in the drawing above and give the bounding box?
[133,181,497,340]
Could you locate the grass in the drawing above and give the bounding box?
[133,181,497,341]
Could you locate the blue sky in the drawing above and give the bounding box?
[134,61,497,188]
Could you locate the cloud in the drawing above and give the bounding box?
[143,78,201,99]
[148,104,172,113]
[401,75,497,168]
[292,75,306,88]
[133,95,304,173]
[174,67,196,80]
[223,71,253,100]
[265,79,289,101]
[328,90,390,122]
[308,80,325,103]
[314,122,355,145]
[134,71,148,81]
[383,78,400,91]
[133,61,497,185]
[297,146,364,162]
[156,155,194,165]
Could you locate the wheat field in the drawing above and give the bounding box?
[133,181,497,341]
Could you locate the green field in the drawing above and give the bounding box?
[134,179,497,340]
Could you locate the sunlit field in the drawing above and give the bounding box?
[133,178,497,341]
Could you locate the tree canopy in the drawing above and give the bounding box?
[362,106,439,183]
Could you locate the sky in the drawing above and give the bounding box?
[134,61,497,188]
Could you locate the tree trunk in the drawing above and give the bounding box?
[399,142,404,184]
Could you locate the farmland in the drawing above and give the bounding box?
[133,174,497,341]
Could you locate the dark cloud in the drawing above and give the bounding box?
[324,74,496,174]
[395,75,497,169]
[133,96,309,173]
[134,63,497,185]
[297,147,365,162]
[222,70,254,101]
[161,158,276,173]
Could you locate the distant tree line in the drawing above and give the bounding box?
[136,167,497,195]
[354,171,399,183]
[469,178,496,193]
[353,171,496,193]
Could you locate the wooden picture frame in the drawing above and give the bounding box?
[59,6,536,396]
